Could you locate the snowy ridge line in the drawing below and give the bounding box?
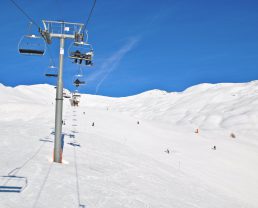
[78,80,258,137]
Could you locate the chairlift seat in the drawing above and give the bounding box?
[45,73,58,77]
[73,94,81,97]
[69,54,92,61]
[19,49,44,55]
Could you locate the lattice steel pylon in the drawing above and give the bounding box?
[40,20,85,163]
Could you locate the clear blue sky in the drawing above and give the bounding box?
[0,0,258,96]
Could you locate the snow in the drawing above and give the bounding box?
[0,82,258,207]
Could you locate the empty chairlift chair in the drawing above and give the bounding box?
[45,64,58,77]
[18,34,46,56]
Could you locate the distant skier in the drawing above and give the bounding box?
[230,133,236,138]
[212,146,216,150]
[69,134,75,138]
[137,121,140,125]
[92,122,95,127]
[83,112,85,115]
[165,149,170,154]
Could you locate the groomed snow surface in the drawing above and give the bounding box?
[0,82,258,208]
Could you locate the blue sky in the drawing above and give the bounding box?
[0,0,258,96]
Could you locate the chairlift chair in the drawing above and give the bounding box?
[18,34,46,56]
[68,41,94,66]
[18,22,46,56]
[70,91,80,107]
[74,79,86,87]
[45,64,58,77]
[63,90,71,98]
[63,92,71,98]
[73,74,86,87]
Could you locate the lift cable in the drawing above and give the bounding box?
[82,0,97,33]
[9,0,42,30]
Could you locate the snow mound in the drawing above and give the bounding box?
[0,81,258,208]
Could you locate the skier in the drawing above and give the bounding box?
[92,122,95,127]
[212,145,216,150]
[73,50,81,64]
[165,149,170,154]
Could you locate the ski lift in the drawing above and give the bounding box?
[68,41,94,66]
[73,74,86,87]
[18,22,46,56]
[45,64,58,77]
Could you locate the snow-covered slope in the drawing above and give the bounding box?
[0,82,258,208]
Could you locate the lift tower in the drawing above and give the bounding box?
[41,20,85,163]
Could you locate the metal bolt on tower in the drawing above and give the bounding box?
[41,20,85,163]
